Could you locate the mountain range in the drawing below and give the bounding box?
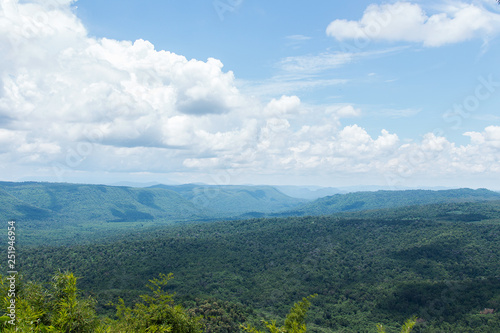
[1,181,499,247]
[2,181,499,224]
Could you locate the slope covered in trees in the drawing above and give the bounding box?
[0,181,206,224]
[0,181,308,246]
[11,200,500,332]
[150,184,306,217]
[2,181,499,247]
[283,188,500,216]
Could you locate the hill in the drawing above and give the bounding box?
[2,182,500,248]
[0,181,206,224]
[273,185,343,200]
[150,184,307,217]
[283,188,500,216]
[0,181,309,245]
[15,200,500,332]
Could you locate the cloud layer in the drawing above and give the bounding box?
[326,2,500,47]
[0,0,499,187]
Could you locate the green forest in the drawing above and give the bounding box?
[0,183,499,332]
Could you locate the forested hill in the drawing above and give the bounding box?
[0,181,305,225]
[0,181,206,224]
[150,184,306,216]
[2,182,499,226]
[283,188,500,216]
[1,181,498,222]
[16,200,500,332]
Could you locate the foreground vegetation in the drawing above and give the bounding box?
[0,272,418,332]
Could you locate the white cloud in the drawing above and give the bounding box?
[238,77,347,99]
[264,95,301,117]
[0,0,500,188]
[0,0,245,152]
[329,105,361,118]
[374,108,421,118]
[286,35,311,41]
[326,2,500,47]
[464,125,500,148]
[383,131,500,186]
[277,46,408,76]
[279,52,353,73]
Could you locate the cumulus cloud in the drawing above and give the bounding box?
[264,95,301,117]
[464,125,500,148]
[383,131,500,187]
[326,2,500,47]
[0,1,244,151]
[329,105,361,118]
[1,0,500,187]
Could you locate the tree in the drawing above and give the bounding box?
[0,272,99,332]
[376,317,417,333]
[111,273,202,333]
[50,272,99,332]
[241,295,317,333]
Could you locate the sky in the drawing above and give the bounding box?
[1,0,500,189]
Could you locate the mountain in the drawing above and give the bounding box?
[2,181,500,247]
[273,185,344,200]
[0,186,54,222]
[0,181,206,225]
[150,184,307,217]
[283,188,500,216]
[0,181,307,227]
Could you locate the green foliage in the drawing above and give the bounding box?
[288,188,500,216]
[377,316,417,333]
[5,187,500,332]
[187,298,252,332]
[17,208,500,332]
[50,272,99,332]
[0,181,308,246]
[3,181,500,247]
[0,181,208,232]
[110,273,202,333]
[0,272,203,333]
[0,272,98,332]
[283,295,316,332]
[242,295,316,333]
[151,184,306,217]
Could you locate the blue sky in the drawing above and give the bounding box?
[1,0,500,188]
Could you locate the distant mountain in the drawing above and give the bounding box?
[3,181,500,247]
[338,199,500,222]
[109,181,163,188]
[273,185,344,200]
[150,184,307,217]
[273,185,455,200]
[2,182,498,226]
[0,182,307,227]
[0,186,53,222]
[0,181,206,224]
[282,188,500,216]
